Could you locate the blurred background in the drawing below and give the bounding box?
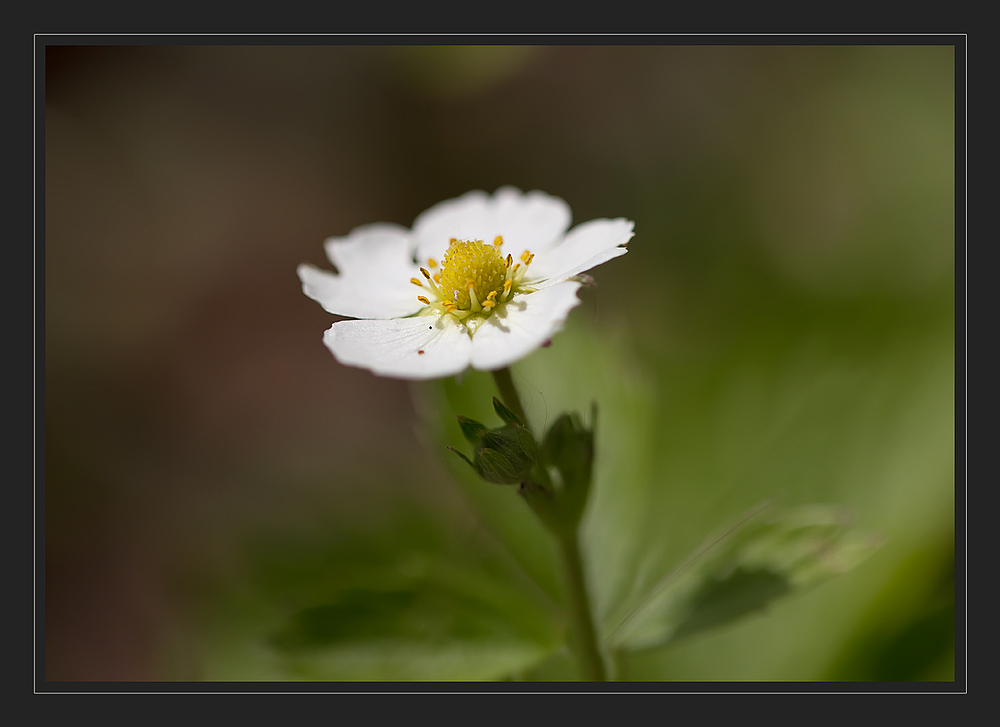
[43,43,956,682]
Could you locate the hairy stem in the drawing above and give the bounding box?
[493,366,606,681]
[557,531,607,681]
[492,367,529,427]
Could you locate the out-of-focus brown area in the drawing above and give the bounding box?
[42,44,955,681]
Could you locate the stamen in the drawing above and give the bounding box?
[417,266,444,298]
[427,258,438,268]
[506,254,513,267]
[416,295,430,305]
[493,235,503,248]
[467,281,482,312]
[411,277,424,287]
[501,278,514,302]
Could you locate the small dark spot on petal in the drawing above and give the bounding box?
[541,339,552,347]
[418,350,425,355]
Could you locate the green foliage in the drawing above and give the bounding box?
[183,511,562,681]
[605,502,883,650]
[180,300,950,681]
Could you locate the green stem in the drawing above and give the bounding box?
[557,531,607,681]
[492,367,529,428]
[492,366,606,681]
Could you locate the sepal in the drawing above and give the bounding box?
[450,415,536,485]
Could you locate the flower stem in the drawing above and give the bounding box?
[492,367,529,427]
[492,366,607,681]
[557,531,608,681]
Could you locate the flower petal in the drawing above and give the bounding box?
[470,281,583,371]
[412,186,572,263]
[324,316,473,380]
[298,223,423,319]
[527,218,633,289]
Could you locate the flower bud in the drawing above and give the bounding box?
[450,416,536,485]
[540,405,596,528]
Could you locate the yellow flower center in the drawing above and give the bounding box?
[439,239,508,311]
[410,235,535,327]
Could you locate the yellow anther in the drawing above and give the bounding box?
[493,235,503,247]
[416,295,430,305]
[482,299,495,309]
[427,258,438,268]
[433,272,441,283]
[520,250,534,266]
[485,290,498,301]
[450,238,458,244]
[420,267,432,279]
[503,279,513,294]
[411,277,424,286]
[506,253,513,267]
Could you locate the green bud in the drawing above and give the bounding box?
[450,415,536,485]
[540,405,596,528]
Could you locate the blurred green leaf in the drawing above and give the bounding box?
[605,502,883,650]
[183,507,562,681]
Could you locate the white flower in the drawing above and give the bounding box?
[297,186,634,380]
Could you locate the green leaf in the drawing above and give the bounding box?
[183,506,562,681]
[270,568,559,681]
[606,503,884,650]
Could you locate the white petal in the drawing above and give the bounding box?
[412,186,572,263]
[470,281,583,371]
[324,316,473,380]
[298,223,423,319]
[527,218,633,289]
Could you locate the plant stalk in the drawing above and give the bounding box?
[492,367,529,428]
[557,531,607,681]
[492,366,607,681]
